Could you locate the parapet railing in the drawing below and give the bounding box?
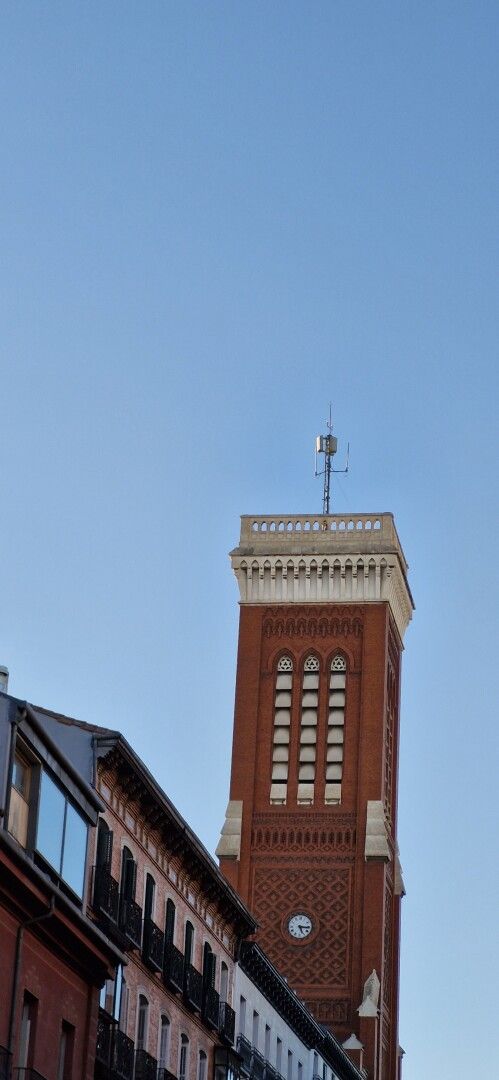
[240,514,393,541]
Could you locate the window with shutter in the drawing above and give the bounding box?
[297,656,320,804]
[325,655,347,804]
[270,657,293,805]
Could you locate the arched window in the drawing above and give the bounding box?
[158,1015,170,1070]
[120,847,136,902]
[144,873,155,921]
[297,656,320,805]
[96,818,113,869]
[136,994,148,1051]
[198,1050,207,1080]
[325,655,346,804]
[220,961,229,1003]
[203,941,216,988]
[270,656,293,805]
[179,1035,189,1080]
[165,897,176,944]
[184,921,194,966]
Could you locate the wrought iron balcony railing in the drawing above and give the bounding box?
[203,984,220,1030]
[96,1010,114,1068]
[133,1049,157,1080]
[251,1049,266,1080]
[119,896,143,950]
[0,1047,11,1080]
[236,1036,252,1076]
[142,917,164,973]
[184,963,203,1011]
[112,1029,135,1080]
[93,864,120,923]
[219,1001,235,1045]
[163,942,184,994]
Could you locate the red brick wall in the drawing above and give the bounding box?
[0,900,99,1080]
[91,764,240,1077]
[220,601,403,1080]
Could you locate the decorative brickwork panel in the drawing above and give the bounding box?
[251,866,352,987]
[262,606,363,641]
[251,814,356,854]
[309,999,351,1024]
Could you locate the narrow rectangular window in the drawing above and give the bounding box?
[276,1039,282,1072]
[57,1021,74,1080]
[252,1010,259,1049]
[198,1049,207,1080]
[270,657,293,804]
[179,1035,189,1080]
[298,1063,303,1080]
[158,1016,170,1069]
[265,1025,271,1059]
[239,996,246,1036]
[287,1050,293,1080]
[18,993,37,1069]
[8,751,31,847]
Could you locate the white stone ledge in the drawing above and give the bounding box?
[230,513,414,641]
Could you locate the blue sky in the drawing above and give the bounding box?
[1,3,498,1075]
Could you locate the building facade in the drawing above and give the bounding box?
[232,942,363,1080]
[0,691,122,1080]
[217,514,414,1080]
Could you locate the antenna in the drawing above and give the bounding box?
[314,404,349,514]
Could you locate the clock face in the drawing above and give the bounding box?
[287,913,313,939]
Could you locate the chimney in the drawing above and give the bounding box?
[0,666,9,693]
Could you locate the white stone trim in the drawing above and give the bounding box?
[231,553,411,640]
[364,800,391,861]
[216,800,243,860]
[394,845,406,897]
[230,513,414,640]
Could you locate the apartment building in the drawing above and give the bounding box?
[0,691,122,1080]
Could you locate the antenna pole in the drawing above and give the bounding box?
[315,405,349,513]
[323,445,332,514]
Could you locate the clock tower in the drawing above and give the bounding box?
[217,512,413,1080]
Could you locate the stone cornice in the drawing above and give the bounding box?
[230,513,414,641]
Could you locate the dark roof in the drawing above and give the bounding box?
[94,729,257,937]
[31,705,257,938]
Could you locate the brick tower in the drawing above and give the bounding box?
[217,513,414,1080]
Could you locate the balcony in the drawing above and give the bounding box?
[112,1030,135,1080]
[134,1049,157,1080]
[184,963,203,1011]
[219,1001,235,1045]
[96,1011,114,1070]
[93,864,120,923]
[264,1067,280,1080]
[157,1072,177,1080]
[119,896,143,950]
[163,942,184,994]
[203,984,220,1030]
[236,1036,252,1076]
[0,1047,11,1080]
[142,917,164,973]
[251,1050,266,1080]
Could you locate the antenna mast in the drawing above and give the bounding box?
[315,405,349,514]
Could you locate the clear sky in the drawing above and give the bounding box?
[1,3,498,1075]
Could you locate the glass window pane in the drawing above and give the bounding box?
[37,771,65,873]
[62,803,87,897]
